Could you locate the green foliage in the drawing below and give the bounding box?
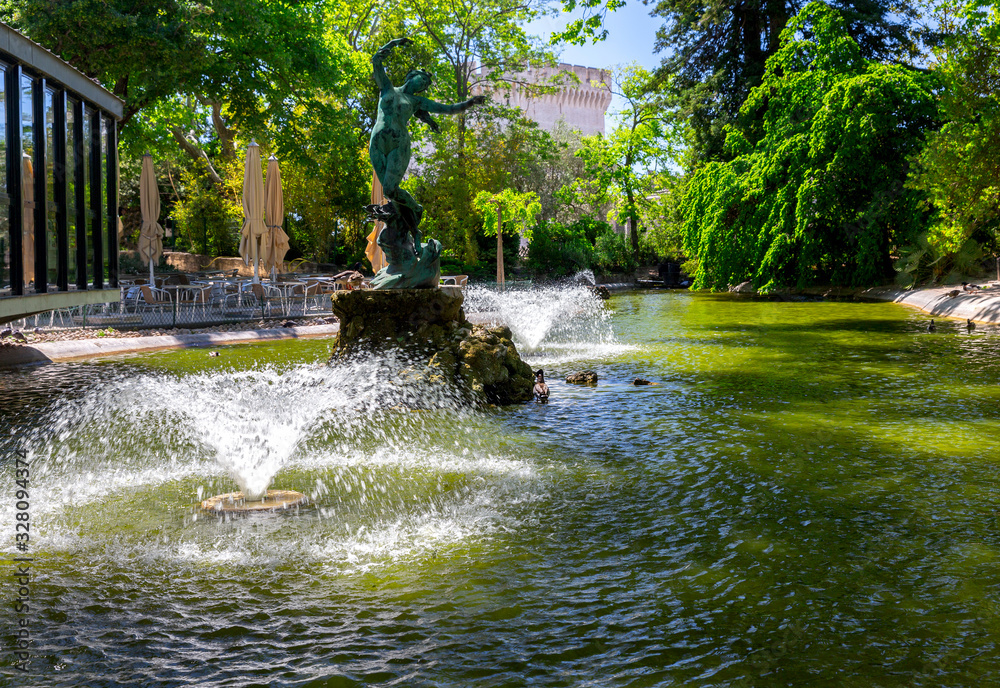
[643,173,688,260]
[398,0,555,104]
[549,0,627,45]
[568,64,679,256]
[118,253,176,275]
[894,233,985,288]
[681,3,938,292]
[646,0,921,161]
[593,230,636,273]
[907,1,1000,273]
[473,188,541,239]
[171,163,243,257]
[525,218,607,274]
[411,104,562,264]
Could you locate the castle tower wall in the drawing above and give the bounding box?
[490,63,613,136]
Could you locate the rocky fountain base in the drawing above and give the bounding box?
[330,287,534,405]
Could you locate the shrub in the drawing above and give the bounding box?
[594,230,637,273]
[526,220,595,275]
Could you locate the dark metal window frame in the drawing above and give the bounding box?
[0,50,120,297]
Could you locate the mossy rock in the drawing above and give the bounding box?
[329,289,532,405]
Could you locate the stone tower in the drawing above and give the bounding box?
[488,64,613,136]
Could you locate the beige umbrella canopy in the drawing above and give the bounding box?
[22,153,34,286]
[263,156,290,278]
[138,153,164,286]
[239,141,268,282]
[365,171,386,273]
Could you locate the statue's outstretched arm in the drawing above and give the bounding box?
[373,38,412,92]
[418,94,487,115]
[414,109,440,133]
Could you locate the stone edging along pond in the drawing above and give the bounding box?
[0,313,502,368]
[2,288,997,369]
[859,285,1000,324]
[0,324,342,367]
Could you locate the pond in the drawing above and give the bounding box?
[2,289,999,687]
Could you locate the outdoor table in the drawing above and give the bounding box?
[161,284,189,300]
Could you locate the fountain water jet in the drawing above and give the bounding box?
[463,284,632,365]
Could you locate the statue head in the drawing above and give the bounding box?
[403,69,432,94]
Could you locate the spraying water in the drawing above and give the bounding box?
[31,353,465,506]
[464,282,633,365]
[9,283,624,571]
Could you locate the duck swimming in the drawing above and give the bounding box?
[967,318,976,332]
[533,370,549,403]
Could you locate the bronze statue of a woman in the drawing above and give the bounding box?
[367,38,485,289]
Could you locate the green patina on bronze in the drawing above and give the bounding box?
[367,38,486,289]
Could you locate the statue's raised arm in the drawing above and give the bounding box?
[372,37,411,93]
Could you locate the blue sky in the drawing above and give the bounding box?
[527,3,663,113]
[528,3,662,70]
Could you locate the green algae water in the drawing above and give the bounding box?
[2,290,1000,687]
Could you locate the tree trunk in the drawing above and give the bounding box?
[626,186,639,256]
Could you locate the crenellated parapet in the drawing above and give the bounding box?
[485,64,613,136]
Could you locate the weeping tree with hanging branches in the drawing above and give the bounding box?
[680,2,938,292]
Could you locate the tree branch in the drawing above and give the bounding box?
[170,126,224,185]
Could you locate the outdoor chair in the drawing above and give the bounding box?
[138,285,173,319]
[121,285,143,313]
[176,284,212,320]
[232,282,285,317]
[284,281,321,315]
[221,281,261,316]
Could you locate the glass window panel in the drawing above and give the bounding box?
[83,108,94,286]
[0,66,7,292]
[100,117,108,278]
[21,73,34,291]
[66,99,77,284]
[45,87,56,287]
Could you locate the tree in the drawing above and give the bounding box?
[381,0,559,264]
[402,0,556,108]
[906,1,1000,277]
[681,3,938,291]
[473,187,541,274]
[569,65,677,256]
[548,0,921,162]
[473,188,541,239]
[409,95,570,261]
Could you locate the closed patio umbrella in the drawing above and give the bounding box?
[263,156,290,281]
[138,153,163,287]
[365,171,386,273]
[239,141,268,283]
[22,153,34,286]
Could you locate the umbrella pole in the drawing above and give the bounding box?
[252,238,260,284]
[149,258,155,289]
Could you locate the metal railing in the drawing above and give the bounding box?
[8,290,334,332]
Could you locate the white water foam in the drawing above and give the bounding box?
[3,355,550,571]
[464,283,635,365]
